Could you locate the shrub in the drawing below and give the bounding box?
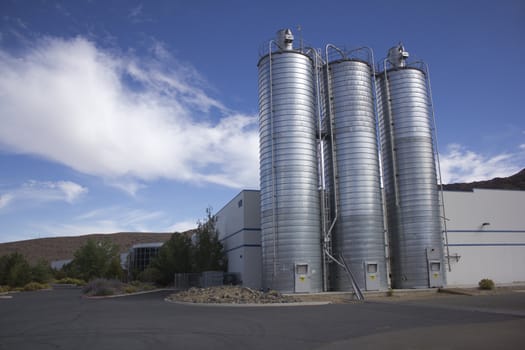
[31,260,53,283]
[124,285,138,294]
[22,282,50,291]
[478,278,495,290]
[68,239,123,281]
[0,252,32,287]
[82,278,124,296]
[130,280,155,289]
[55,277,86,286]
[137,267,162,284]
[0,285,9,293]
[151,234,192,285]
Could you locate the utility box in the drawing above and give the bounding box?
[426,247,444,288]
[364,261,380,291]
[294,263,311,293]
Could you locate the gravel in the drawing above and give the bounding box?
[168,286,301,304]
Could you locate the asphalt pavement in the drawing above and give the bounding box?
[1,287,524,349]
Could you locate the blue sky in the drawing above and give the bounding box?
[0,0,523,243]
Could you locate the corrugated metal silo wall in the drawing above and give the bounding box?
[324,59,387,291]
[376,67,444,289]
[258,50,322,293]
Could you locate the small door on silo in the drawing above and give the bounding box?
[364,261,380,291]
[426,247,444,288]
[294,263,311,293]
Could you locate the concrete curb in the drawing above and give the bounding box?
[438,288,476,296]
[84,288,171,299]
[165,299,331,307]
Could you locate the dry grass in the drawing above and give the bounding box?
[0,232,176,264]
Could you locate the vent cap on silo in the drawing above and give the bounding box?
[276,29,294,50]
[387,43,409,68]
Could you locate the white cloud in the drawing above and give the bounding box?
[0,180,88,209]
[104,178,146,197]
[0,36,259,192]
[0,193,14,209]
[439,144,524,183]
[168,219,197,233]
[55,181,88,203]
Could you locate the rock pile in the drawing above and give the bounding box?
[168,285,300,304]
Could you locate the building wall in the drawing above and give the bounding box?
[216,190,261,289]
[443,189,525,286]
[216,188,525,289]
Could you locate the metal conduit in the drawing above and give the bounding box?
[425,63,451,273]
[268,40,278,283]
[310,48,330,292]
[324,44,340,241]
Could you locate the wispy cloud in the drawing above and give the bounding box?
[0,36,259,193]
[0,193,14,209]
[127,4,153,23]
[36,206,177,238]
[128,4,143,18]
[439,143,524,183]
[104,178,146,197]
[0,180,88,210]
[168,219,197,233]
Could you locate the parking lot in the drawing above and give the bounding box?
[1,287,524,349]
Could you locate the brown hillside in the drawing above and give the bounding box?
[0,232,175,265]
[443,168,525,191]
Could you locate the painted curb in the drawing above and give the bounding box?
[164,299,331,307]
[84,288,171,299]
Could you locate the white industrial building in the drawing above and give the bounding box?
[442,189,525,286]
[215,190,262,289]
[216,188,525,289]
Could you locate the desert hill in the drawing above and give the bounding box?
[443,168,525,191]
[0,232,176,265]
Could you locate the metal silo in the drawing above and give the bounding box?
[376,44,445,289]
[258,29,322,293]
[323,46,387,291]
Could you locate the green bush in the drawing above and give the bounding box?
[22,282,50,291]
[67,239,123,281]
[82,278,124,296]
[0,285,9,293]
[31,260,53,283]
[52,268,67,280]
[150,207,226,286]
[124,285,138,294]
[137,267,162,284]
[0,252,32,287]
[478,278,495,290]
[129,280,155,290]
[54,277,86,286]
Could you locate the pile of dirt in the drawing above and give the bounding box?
[168,285,301,304]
